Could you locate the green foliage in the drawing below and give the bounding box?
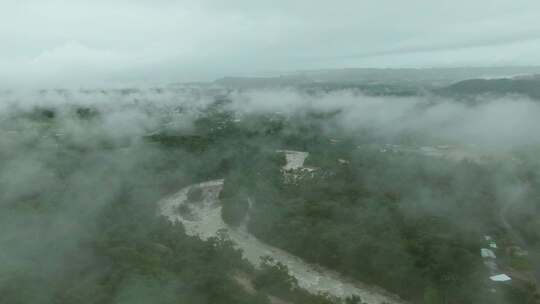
[145,133,211,151]
[221,196,249,227]
[345,295,363,304]
[253,257,299,295]
[4,98,539,304]
[27,107,56,121]
[220,178,249,227]
[246,146,504,302]
[423,287,443,304]
[0,187,266,304]
[187,187,204,203]
[75,107,100,120]
[501,283,539,304]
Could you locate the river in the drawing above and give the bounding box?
[158,179,405,304]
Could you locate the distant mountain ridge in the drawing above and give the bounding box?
[214,67,540,89]
[437,74,540,100]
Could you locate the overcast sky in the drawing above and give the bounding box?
[2,0,540,87]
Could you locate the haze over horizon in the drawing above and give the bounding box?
[3,0,540,87]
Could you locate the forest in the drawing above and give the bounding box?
[1,89,540,304]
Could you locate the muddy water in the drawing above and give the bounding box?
[158,180,405,304]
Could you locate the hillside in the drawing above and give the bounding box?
[436,75,540,101]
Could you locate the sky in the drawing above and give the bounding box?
[2,0,540,87]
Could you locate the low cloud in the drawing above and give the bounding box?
[228,89,540,149]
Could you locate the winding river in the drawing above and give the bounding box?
[158,178,405,304]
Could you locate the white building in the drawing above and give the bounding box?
[490,274,512,282]
[481,248,496,259]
